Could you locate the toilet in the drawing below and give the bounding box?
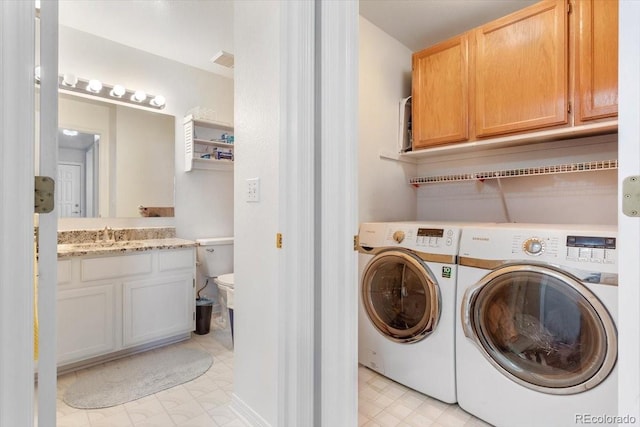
[195,237,234,338]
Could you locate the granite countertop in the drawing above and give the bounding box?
[57,238,196,259]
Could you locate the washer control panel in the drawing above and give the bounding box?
[566,235,617,264]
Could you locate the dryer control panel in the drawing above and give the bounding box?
[358,222,461,256]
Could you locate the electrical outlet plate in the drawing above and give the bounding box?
[246,177,260,202]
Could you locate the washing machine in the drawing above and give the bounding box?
[358,221,465,403]
[456,223,618,427]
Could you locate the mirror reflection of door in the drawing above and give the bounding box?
[57,129,99,217]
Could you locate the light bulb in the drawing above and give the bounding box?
[110,85,126,98]
[62,129,78,136]
[62,73,78,87]
[150,95,166,107]
[132,90,147,102]
[87,79,103,93]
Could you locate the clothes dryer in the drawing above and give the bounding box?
[358,221,464,403]
[456,223,618,427]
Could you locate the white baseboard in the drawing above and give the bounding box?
[230,393,271,427]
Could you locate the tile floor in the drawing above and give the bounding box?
[52,314,491,427]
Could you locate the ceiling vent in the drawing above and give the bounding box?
[210,50,234,68]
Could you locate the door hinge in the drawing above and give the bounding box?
[567,102,572,114]
[623,176,640,217]
[276,233,283,249]
[34,176,55,214]
[354,235,359,251]
[193,311,196,320]
[193,278,195,288]
[567,0,572,14]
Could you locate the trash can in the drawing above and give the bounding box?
[195,298,214,335]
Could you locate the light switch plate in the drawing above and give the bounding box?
[246,177,260,202]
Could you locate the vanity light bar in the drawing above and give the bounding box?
[57,75,166,110]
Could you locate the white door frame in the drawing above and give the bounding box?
[277,0,358,425]
[0,2,36,425]
[618,1,640,422]
[37,2,59,425]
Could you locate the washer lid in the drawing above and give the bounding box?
[215,273,234,288]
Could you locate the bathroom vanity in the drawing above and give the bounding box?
[56,233,196,369]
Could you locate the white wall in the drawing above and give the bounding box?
[359,17,417,223]
[232,2,280,425]
[58,26,234,241]
[415,135,618,225]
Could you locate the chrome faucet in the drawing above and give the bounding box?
[96,226,115,243]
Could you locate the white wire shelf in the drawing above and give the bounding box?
[409,160,618,186]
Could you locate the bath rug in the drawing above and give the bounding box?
[63,346,212,409]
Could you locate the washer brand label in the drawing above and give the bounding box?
[472,237,490,241]
[442,266,452,278]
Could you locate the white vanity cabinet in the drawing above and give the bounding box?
[56,248,195,367]
[184,114,234,172]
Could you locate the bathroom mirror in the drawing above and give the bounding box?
[57,93,175,218]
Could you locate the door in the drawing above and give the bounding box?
[361,250,440,343]
[573,0,619,123]
[462,264,617,394]
[58,163,82,217]
[474,0,568,137]
[412,34,469,148]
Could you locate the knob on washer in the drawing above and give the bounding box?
[392,230,405,244]
[523,238,544,255]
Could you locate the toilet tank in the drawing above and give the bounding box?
[195,237,233,278]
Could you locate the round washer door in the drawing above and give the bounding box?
[361,250,440,343]
[462,263,617,395]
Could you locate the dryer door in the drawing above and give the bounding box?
[462,263,617,395]
[361,250,440,343]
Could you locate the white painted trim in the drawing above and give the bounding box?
[37,2,59,426]
[318,1,359,425]
[0,2,36,426]
[230,394,271,427]
[278,1,316,426]
[617,1,640,422]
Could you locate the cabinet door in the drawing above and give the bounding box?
[574,0,618,123]
[122,274,194,347]
[57,284,116,365]
[412,34,469,148]
[474,0,568,137]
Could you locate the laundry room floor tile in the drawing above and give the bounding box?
[358,365,491,426]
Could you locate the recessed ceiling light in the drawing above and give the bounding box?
[62,129,79,136]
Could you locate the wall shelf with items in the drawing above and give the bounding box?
[184,114,234,172]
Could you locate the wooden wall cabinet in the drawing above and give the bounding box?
[412,35,469,148]
[410,0,618,152]
[573,0,618,123]
[474,0,568,138]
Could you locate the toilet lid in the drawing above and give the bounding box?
[215,273,234,288]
